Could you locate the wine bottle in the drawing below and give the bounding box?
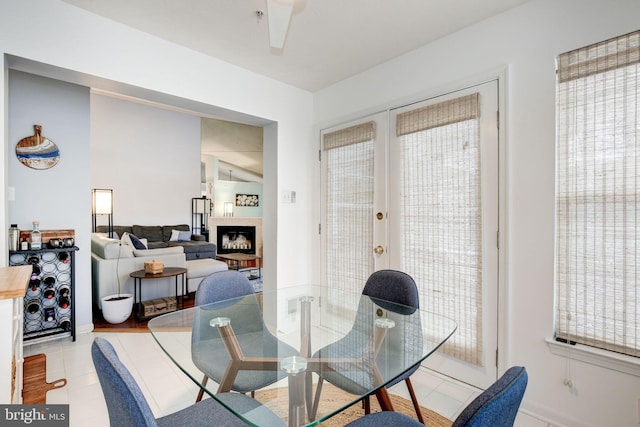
[58,251,69,264]
[30,221,41,250]
[27,255,41,274]
[58,284,70,299]
[58,316,71,331]
[58,296,70,309]
[29,276,41,290]
[44,307,55,322]
[43,284,55,300]
[27,278,41,298]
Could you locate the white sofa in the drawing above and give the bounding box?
[91,233,186,309]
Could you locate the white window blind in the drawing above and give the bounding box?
[396,93,484,366]
[323,122,376,294]
[556,30,640,357]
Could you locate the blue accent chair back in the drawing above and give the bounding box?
[453,366,528,427]
[91,336,272,427]
[363,270,424,421]
[344,366,528,427]
[191,270,298,400]
[91,337,158,427]
[194,270,255,306]
[363,269,420,314]
[311,270,425,422]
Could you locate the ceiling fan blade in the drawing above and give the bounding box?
[266,0,294,49]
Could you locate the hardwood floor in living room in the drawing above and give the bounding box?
[92,292,197,332]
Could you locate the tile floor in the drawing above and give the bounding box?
[24,332,548,427]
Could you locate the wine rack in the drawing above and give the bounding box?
[9,247,78,343]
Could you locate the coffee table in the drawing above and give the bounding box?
[129,267,187,321]
[216,252,261,281]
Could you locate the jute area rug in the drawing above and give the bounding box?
[254,382,453,427]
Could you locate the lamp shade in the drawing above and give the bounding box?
[93,190,113,214]
[92,189,113,234]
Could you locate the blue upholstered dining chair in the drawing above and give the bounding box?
[310,270,424,421]
[344,366,528,427]
[91,336,285,427]
[191,270,299,402]
[361,270,423,420]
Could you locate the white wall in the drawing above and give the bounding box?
[7,70,92,329]
[0,0,316,330]
[213,180,263,218]
[90,93,201,225]
[314,0,640,426]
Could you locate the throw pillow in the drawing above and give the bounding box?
[169,229,181,242]
[178,230,192,241]
[129,234,147,250]
[121,232,147,250]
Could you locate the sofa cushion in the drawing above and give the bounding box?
[185,251,216,261]
[132,246,184,257]
[96,225,132,239]
[167,240,215,254]
[132,225,164,242]
[147,241,169,249]
[162,224,190,241]
[91,233,134,259]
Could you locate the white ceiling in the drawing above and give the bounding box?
[62,0,531,93]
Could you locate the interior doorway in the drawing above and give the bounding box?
[201,118,264,217]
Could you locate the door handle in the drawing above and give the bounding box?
[374,245,384,255]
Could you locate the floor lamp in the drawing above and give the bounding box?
[92,189,113,237]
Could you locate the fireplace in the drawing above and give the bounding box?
[217,226,256,254]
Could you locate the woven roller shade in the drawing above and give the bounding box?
[396,93,479,137]
[323,121,376,151]
[397,91,483,366]
[323,121,376,296]
[555,29,640,357]
[558,30,640,83]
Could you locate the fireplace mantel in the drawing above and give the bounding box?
[209,217,263,256]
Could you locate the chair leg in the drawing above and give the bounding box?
[363,395,371,414]
[405,378,425,424]
[196,375,208,402]
[309,377,324,421]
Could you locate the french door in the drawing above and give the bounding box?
[320,80,500,388]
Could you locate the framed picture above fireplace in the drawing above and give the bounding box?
[236,193,259,207]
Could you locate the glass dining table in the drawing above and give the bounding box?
[148,285,457,427]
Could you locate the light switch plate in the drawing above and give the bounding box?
[281,190,296,204]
